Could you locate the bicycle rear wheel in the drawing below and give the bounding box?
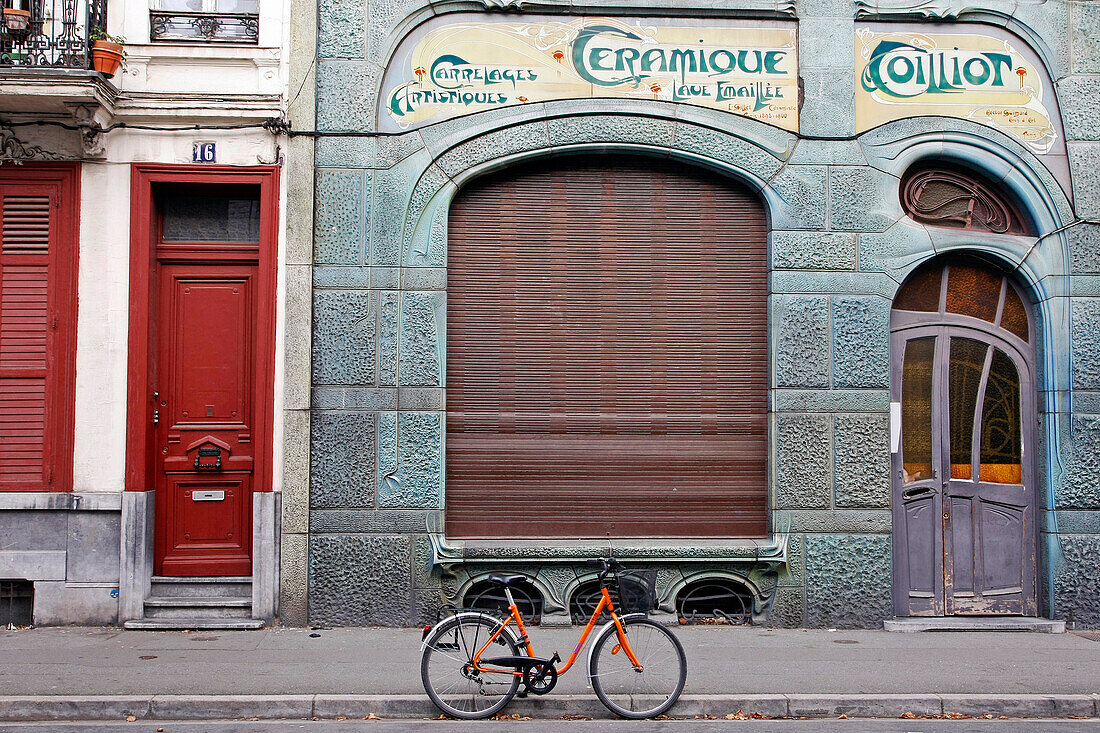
[589,616,687,719]
[421,613,520,719]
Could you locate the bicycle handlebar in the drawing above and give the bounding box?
[585,557,622,581]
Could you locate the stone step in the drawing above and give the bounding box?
[883,616,1066,633]
[149,576,252,598]
[123,617,266,631]
[145,596,252,608]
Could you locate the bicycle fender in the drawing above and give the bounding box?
[584,612,648,687]
[421,611,519,652]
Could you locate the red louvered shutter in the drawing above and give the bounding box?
[446,156,768,538]
[0,170,77,492]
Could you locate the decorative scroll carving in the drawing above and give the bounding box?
[901,167,1030,235]
[854,0,1042,19]
[0,124,64,165]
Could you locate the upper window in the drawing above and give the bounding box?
[900,164,1033,236]
[150,0,258,43]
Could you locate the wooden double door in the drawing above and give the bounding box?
[892,261,1037,617]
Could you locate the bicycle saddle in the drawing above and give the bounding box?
[488,574,528,588]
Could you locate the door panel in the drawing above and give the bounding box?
[894,328,1035,616]
[154,264,256,576]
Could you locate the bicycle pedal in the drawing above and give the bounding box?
[516,691,528,699]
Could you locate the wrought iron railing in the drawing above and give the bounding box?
[0,0,105,69]
[150,11,258,44]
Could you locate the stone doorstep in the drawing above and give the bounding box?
[0,694,1096,721]
[883,617,1067,633]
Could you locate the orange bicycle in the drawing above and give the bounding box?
[420,557,687,719]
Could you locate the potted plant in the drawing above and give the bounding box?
[89,29,125,77]
[2,6,31,36]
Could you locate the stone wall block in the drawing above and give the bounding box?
[314,169,366,265]
[399,291,443,387]
[1071,299,1100,389]
[379,291,399,386]
[316,137,377,168]
[670,125,782,181]
[317,0,365,58]
[776,414,832,509]
[402,165,452,265]
[371,159,422,267]
[1072,2,1100,74]
[436,122,550,178]
[309,534,413,625]
[788,139,866,166]
[413,534,438,589]
[775,296,830,388]
[777,533,804,587]
[765,586,805,628]
[804,534,892,628]
[774,389,889,413]
[772,231,856,270]
[312,289,376,386]
[775,509,892,533]
[799,69,855,139]
[832,297,890,389]
[798,0,853,17]
[366,0,427,63]
[284,265,312,409]
[829,166,899,233]
[834,414,891,508]
[310,411,376,508]
[1053,534,1100,626]
[316,59,381,132]
[377,411,443,509]
[1055,414,1100,510]
[282,409,310,534]
[767,165,828,230]
[1057,77,1100,142]
[799,18,853,70]
[548,114,674,149]
[1068,143,1100,220]
[858,220,934,276]
[1069,223,1100,275]
[280,532,308,626]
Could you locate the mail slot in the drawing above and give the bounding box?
[192,490,225,502]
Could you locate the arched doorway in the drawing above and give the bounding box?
[891,258,1037,617]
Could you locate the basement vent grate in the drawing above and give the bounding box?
[0,580,33,627]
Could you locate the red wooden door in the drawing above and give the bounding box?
[153,263,256,576]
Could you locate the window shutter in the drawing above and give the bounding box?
[446,157,768,539]
[0,192,53,488]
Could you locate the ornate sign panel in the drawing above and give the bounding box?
[379,16,798,132]
[856,25,1059,155]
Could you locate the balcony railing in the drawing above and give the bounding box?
[0,0,106,69]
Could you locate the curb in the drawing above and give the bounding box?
[1,694,1097,722]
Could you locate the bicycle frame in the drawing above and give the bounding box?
[471,584,643,677]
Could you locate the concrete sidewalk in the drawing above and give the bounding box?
[1,625,1099,721]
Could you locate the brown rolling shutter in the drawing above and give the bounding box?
[446,156,768,539]
[0,191,54,488]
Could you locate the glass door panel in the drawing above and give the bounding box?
[901,337,935,484]
[948,338,988,480]
[979,349,1023,484]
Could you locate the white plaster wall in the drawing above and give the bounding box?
[72,162,132,493]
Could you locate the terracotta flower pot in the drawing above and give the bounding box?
[91,39,123,77]
[3,8,30,34]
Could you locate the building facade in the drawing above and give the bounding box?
[0,0,288,625]
[287,0,1100,629]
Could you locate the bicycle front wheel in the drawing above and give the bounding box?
[421,613,520,719]
[589,616,687,719]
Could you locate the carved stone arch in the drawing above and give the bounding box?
[669,569,769,615]
[399,108,795,264]
[858,118,1074,234]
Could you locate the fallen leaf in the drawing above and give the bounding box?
[125,716,136,723]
